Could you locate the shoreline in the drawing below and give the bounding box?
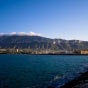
[59,71,88,88]
[1,53,88,56]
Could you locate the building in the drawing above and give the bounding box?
[80,50,88,54]
[74,50,88,54]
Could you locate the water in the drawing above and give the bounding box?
[0,55,88,88]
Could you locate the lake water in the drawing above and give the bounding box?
[0,55,88,88]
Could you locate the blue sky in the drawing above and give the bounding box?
[0,0,88,40]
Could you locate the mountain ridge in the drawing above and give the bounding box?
[0,35,88,50]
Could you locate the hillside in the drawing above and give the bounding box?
[0,35,88,50]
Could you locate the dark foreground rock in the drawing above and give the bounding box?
[60,71,88,88]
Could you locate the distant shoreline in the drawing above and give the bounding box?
[1,53,88,56]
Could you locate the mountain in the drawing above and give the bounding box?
[0,35,88,50]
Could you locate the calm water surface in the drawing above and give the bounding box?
[0,55,88,88]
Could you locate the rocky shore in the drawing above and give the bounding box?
[60,71,88,88]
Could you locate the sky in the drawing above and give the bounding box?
[0,0,88,40]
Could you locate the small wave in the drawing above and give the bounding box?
[47,67,88,88]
